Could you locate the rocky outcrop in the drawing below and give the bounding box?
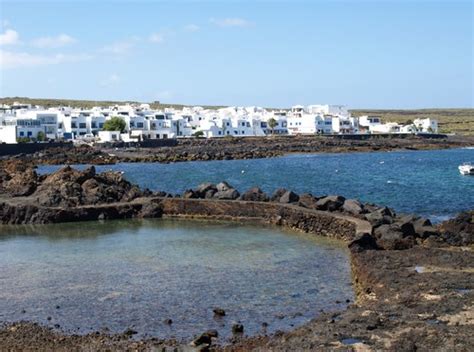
[0,164,468,252]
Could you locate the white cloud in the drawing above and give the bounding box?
[32,34,76,48]
[183,24,200,32]
[149,33,164,43]
[101,39,135,55]
[0,50,92,69]
[0,29,20,46]
[210,18,253,28]
[1,20,11,28]
[100,73,121,87]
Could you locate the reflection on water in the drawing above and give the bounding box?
[0,219,353,341]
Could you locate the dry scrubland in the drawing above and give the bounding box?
[1,98,473,135]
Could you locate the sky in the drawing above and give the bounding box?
[0,0,472,108]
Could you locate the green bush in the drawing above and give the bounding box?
[103,116,126,133]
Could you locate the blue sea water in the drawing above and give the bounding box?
[39,148,474,222]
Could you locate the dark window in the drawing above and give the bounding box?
[99,123,104,128]
[79,123,86,129]
[71,123,77,128]
[91,122,97,128]
[163,134,168,139]
[19,131,24,136]
[27,131,32,137]
[137,122,144,128]
[241,122,245,127]
[130,122,135,127]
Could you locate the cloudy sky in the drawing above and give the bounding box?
[0,0,472,108]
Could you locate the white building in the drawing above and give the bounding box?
[414,118,438,133]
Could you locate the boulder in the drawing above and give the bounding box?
[195,183,217,198]
[298,193,318,209]
[216,181,232,192]
[213,189,240,200]
[3,169,38,197]
[365,211,393,227]
[271,188,288,202]
[232,323,244,334]
[342,199,364,215]
[348,233,379,252]
[183,189,199,199]
[240,187,269,202]
[279,191,299,204]
[316,195,345,211]
[374,224,415,250]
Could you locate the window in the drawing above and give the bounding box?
[79,123,86,129]
[218,131,222,135]
[246,122,250,127]
[91,122,97,128]
[137,122,144,128]
[241,131,245,134]
[130,122,135,127]
[71,123,77,128]
[99,123,104,128]
[226,122,230,126]
[19,131,24,136]
[163,134,168,139]
[241,122,245,127]
[234,130,238,135]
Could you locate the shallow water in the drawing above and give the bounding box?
[39,148,474,222]
[0,219,353,340]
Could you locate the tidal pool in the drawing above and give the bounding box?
[0,219,353,341]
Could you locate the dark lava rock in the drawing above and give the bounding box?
[195,183,217,198]
[164,319,173,325]
[365,211,394,227]
[3,169,38,197]
[123,328,137,336]
[375,225,415,250]
[271,188,288,202]
[240,187,269,202]
[192,330,216,346]
[216,181,232,192]
[213,188,240,200]
[213,308,226,316]
[316,195,345,211]
[279,191,299,204]
[349,233,379,252]
[232,323,244,334]
[298,193,318,209]
[183,189,199,199]
[342,199,364,215]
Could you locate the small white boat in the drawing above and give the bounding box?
[459,163,474,175]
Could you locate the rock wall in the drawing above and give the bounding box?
[160,198,365,241]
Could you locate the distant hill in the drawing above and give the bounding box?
[1,97,472,135]
[0,97,226,111]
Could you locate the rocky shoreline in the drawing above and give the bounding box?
[3,135,473,166]
[0,163,472,351]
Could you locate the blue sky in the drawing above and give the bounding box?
[0,0,472,108]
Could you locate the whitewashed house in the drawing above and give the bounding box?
[414,118,438,133]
